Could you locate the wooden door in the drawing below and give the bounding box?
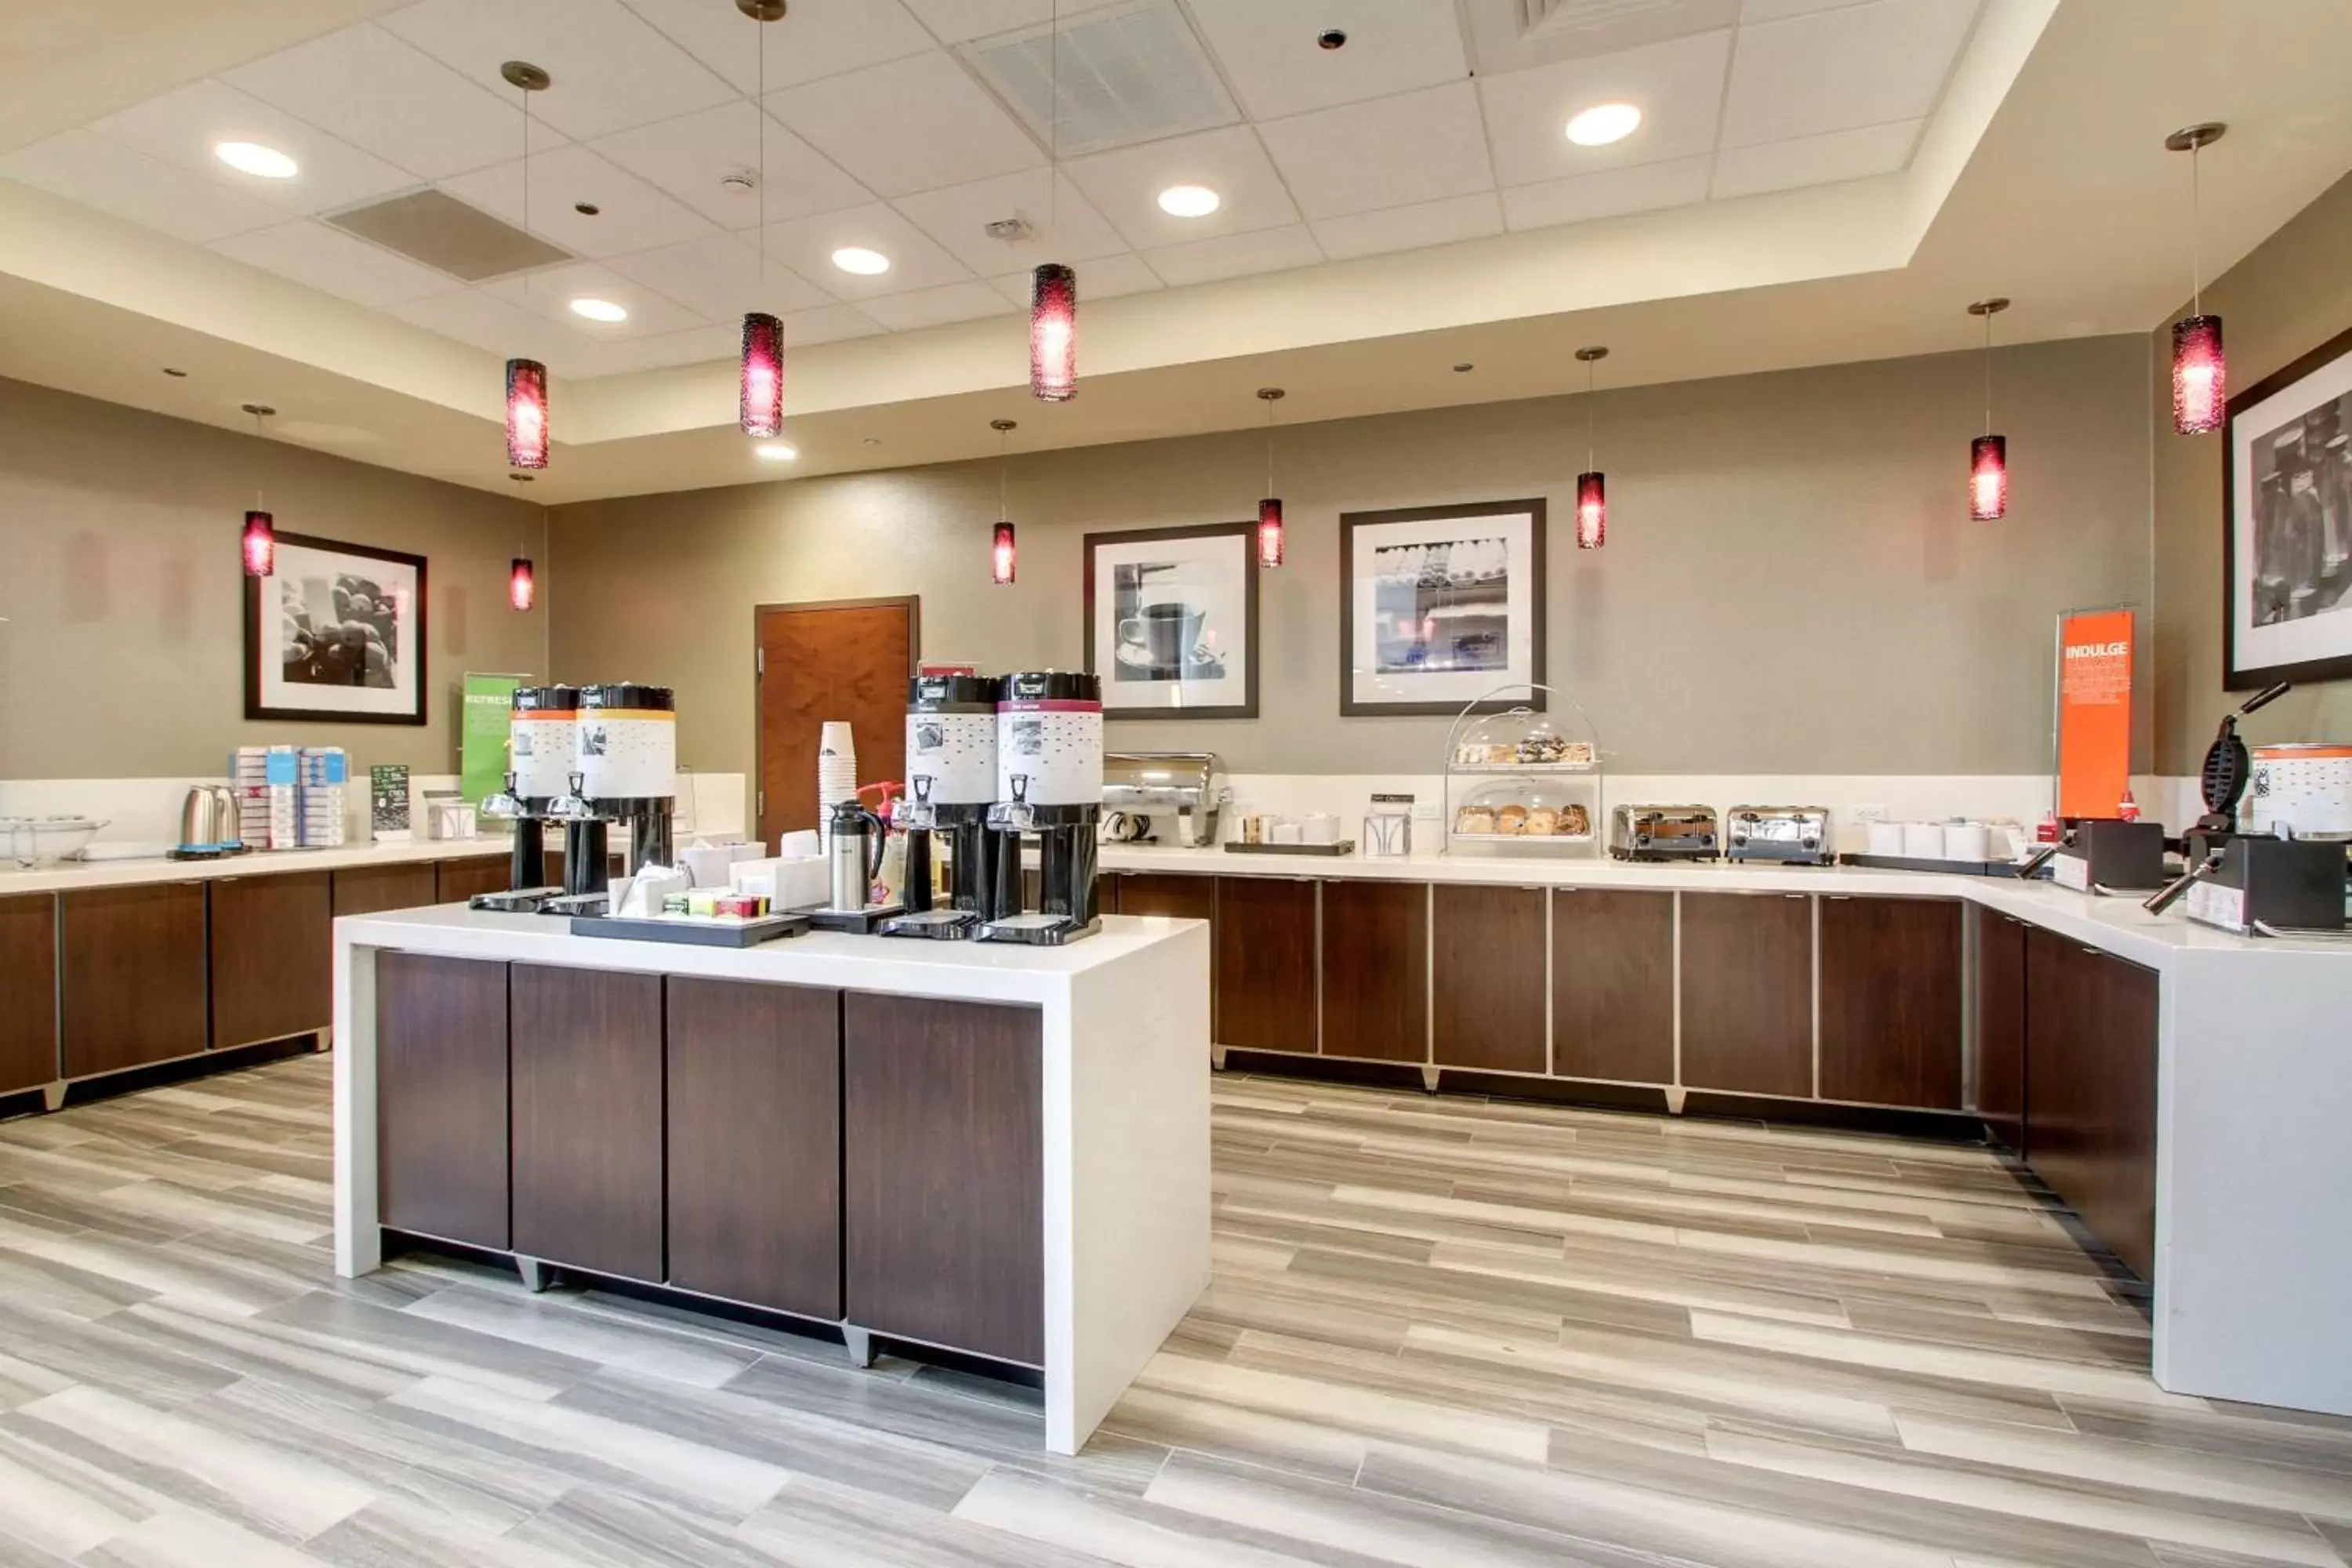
[1974,909,2027,1152]
[1679,892,1813,1098]
[210,872,333,1051]
[378,953,510,1250]
[510,964,666,1282]
[0,895,56,1094]
[844,993,1043,1366]
[1552,888,1674,1084]
[1214,877,1317,1053]
[60,883,209,1078]
[1817,896,1962,1109]
[757,597,920,845]
[666,977,842,1319]
[1432,884,1544,1073]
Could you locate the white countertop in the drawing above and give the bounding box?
[0,836,506,898]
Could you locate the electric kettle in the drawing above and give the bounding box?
[172,786,244,859]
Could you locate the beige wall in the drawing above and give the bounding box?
[0,374,548,779]
[2151,169,2352,774]
[553,335,2152,787]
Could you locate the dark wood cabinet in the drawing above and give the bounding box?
[1552,888,1674,1084]
[0,895,56,1094]
[666,978,842,1319]
[376,953,510,1250]
[1322,880,1428,1064]
[333,862,440,917]
[2026,930,2157,1279]
[1432,885,1544,1073]
[1113,872,1218,924]
[209,873,332,1051]
[1679,892,1814,1098]
[1817,896,1962,1109]
[1215,877,1317,1053]
[435,855,510,905]
[60,883,209,1079]
[510,964,666,1282]
[1975,909,2028,1152]
[844,993,1043,1366]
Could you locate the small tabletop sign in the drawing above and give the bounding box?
[370,764,413,841]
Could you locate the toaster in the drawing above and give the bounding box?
[1609,805,1719,862]
[1726,805,1834,866]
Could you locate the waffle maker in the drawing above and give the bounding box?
[2147,682,2292,913]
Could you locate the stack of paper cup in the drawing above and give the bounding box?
[817,720,858,843]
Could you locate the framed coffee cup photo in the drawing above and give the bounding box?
[1082,521,1259,720]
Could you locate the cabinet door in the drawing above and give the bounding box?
[377,953,510,1249]
[1974,909,2027,1152]
[666,978,841,1319]
[844,993,1042,1366]
[1552,889,1674,1084]
[2094,952,2159,1282]
[2027,931,2157,1279]
[334,863,440,917]
[1679,892,1813,1098]
[1322,881,1428,1064]
[210,873,332,1051]
[61,883,209,1078]
[1817,896,1962,1109]
[435,856,510,905]
[1215,877,1317,1053]
[0,895,56,1094]
[510,964,666,1282]
[1433,885,1544,1073]
[1115,873,1217,924]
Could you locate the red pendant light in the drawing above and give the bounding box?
[505,358,550,469]
[2166,123,2228,436]
[240,403,276,576]
[989,418,1018,584]
[1256,387,1286,568]
[740,312,784,437]
[1031,263,1077,403]
[510,557,536,612]
[1966,298,2010,521]
[992,521,1018,586]
[1574,347,1608,550]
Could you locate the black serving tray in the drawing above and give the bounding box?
[805,906,907,935]
[569,913,808,947]
[1838,852,2020,877]
[1225,840,1356,856]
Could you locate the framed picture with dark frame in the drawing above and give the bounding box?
[2225,322,2352,688]
[1083,521,1259,720]
[245,532,429,724]
[1339,499,1547,717]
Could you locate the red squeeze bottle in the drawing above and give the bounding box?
[2118,788,2140,822]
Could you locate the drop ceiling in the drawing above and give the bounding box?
[0,0,2350,503]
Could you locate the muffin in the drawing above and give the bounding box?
[1495,804,1530,835]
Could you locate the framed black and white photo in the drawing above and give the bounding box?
[245,533,428,724]
[1340,499,1547,717]
[2227,323,2352,687]
[1083,521,1258,720]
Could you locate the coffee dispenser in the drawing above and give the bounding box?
[980,670,1102,946]
[477,684,576,901]
[550,683,677,897]
[881,673,1001,941]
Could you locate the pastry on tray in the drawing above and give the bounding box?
[1494,804,1530,835]
[1456,806,1496,835]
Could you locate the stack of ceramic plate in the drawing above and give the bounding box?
[817,720,857,842]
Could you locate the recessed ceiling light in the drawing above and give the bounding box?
[215,140,299,179]
[1566,103,1642,147]
[568,296,628,323]
[754,441,798,463]
[831,246,891,276]
[1157,183,1221,219]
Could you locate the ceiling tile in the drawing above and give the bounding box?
[900,0,1129,46]
[1500,154,1714,230]
[1740,0,1876,20]
[602,234,833,321]
[859,281,1018,331]
[1063,125,1299,250]
[1140,223,1323,288]
[766,52,1044,198]
[591,103,872,230]
[1722,0,1979,148]
[483,260,710,336]
[223,23,539,182]
[987,251,1163,306]
[562,323,738,379]
[0,131,288,243]
[893,169,1127,275]
[1478,29,1733,187]
[1258,82,1494,222]
[92,79,419,216]
[784,303,887,344]
[621,0,935,92]
[438,145,718,260]
[1311,191,1504,260]
[390,287,575,362]
[1185,0,1471,120]
[1711,119,1919,198]
[379,0,736,141]
[758,203,978,298]
[209,220,463,307]
[1462,0,1738,74]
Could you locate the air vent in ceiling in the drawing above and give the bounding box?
[1523,0,1689,37]
[1465,0,1733,70]
[325,189,571,283]
[960,0,1237,158]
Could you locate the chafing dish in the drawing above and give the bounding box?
[1100,752,1229,847]
[1726,805,1833,866]
[1609,805,1719,862]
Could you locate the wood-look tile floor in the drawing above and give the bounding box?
[0,1058,2346,1566]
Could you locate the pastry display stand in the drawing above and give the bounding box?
[1439,682,1604,858]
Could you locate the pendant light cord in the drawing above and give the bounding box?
[1584,359,1597,472]
[1984,309,1994,436]
[1000,426,1011,521]
[1265,397,1276,495]
[252,407,267,509]
[1049,0,1060,234]
[757,14,767,275]
[2190,142,2204,315]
